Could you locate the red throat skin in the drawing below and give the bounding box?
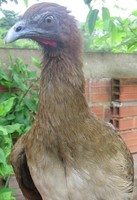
[32,37,57,47]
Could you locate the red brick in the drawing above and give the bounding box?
[91,86,111,94]
[90,105,103,120]
[112,93,137,102]
[120,85,137,93]
[0,85,20,93]
[111,117,137,131]
[112,78,137,87]
[0,85,8,92]
[112,78,137,102]
[90,105,103,113]
[111,104,137,117]
[91,93,111,103]
[89,79,111,103]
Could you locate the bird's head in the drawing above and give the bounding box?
[5,2,82,53]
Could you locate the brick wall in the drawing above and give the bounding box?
[85,78,112,121]
[85,77,137,154]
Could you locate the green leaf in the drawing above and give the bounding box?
[0,93,12,103]
[102,7,111,31]
[131,10,137,16]
[23,0,28,7]
[0,67,10,82]
[84,0,92,6]
[0,148,6,165]
[103,19,110,31]
[6,124,20,135]
[1,81,13,88]
[0,187,15,200]
[24,126,31,134]
[0,164,13,177]
[6,114,15,121]
[24,98,37,112]
[0,124,22,136]
[1,136,12,158]
[0,97,16,117]
[0,126,8,135]
[32,57,41,69]
[15,110,30,126]
[87,8,99,34]
[102,7,110,21]
[0,117,8,125]
[111,23,118,45]
[5,124,23,134]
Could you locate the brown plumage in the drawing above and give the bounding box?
[6,2,134,200]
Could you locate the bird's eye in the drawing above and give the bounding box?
[45,15,54,24]
[15,26,22,32]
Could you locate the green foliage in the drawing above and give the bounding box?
[0,55,40,199]
[84,0,92,6]
[86,8,99,34]
[5,40,39,49]
[23,0,28,7]
[0,97,15,117]
[82,0,137,53]
[0,10,19,29]
[0,187,15,200]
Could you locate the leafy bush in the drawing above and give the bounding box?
[83,1,137,53]
[0,55,40,199]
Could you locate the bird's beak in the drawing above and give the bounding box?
[5,20,58,47]
[5,21,26,44]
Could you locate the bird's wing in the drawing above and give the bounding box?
[10,135,42,200]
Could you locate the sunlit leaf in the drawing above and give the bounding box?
[111,23,118,45]
[32,57,41,69]
[0,164,14,177]
[23,98,38,112]
[0,187,15,200]
[102,7,111,31]
[102,7,110,21]
[0,126,8,135]
[0,97,16,117]
[23,0,28,7]
[131,10,137,16]
[4,123,23,134]
[0,148,6,165]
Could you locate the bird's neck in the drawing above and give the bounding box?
[34,50,90,157]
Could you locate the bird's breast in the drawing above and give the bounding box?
[27,151,89,200]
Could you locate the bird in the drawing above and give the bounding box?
[5,2,134,200]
